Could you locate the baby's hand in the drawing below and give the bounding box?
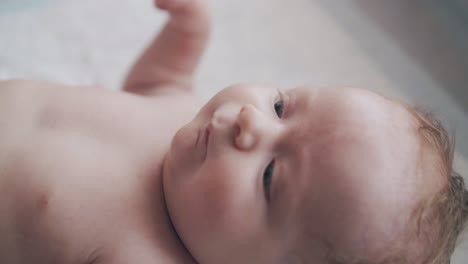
[154,0,210,34]
[123,0,210,94]
[155,0,206,16]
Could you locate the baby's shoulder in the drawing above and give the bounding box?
[0,79,102,94]
[0,79,104,114]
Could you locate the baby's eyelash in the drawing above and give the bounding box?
[275,90,286,118]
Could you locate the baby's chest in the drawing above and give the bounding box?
[0,120,169,264]
[0,133,153,263]
[0,83,198,264]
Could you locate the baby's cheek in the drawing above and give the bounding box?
[194,168,252,227]
[195,168,234,222]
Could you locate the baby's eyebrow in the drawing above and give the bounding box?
[290,89,306,111]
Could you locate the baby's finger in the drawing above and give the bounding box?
[155,0,204,15]
[155,0,187,11]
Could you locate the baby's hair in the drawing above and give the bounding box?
[405,108,468,264]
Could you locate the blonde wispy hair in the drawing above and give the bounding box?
[405,108,468,264]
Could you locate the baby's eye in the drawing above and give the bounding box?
[263,160,275,202]
[274,94,284,118]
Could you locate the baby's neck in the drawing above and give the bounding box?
[133,162,198,263]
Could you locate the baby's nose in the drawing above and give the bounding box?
[235,104,262,150]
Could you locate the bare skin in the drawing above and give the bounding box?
[0,0,208,263]
[0,0,436,263]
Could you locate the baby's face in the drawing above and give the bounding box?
[163,84,426,263]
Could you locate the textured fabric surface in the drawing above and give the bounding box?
[0,0,467,261]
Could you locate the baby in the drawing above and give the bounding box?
[0,0,467,263]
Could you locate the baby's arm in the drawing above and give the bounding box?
[123,0,210,96]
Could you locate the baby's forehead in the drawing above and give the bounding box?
[288,87,420,158]
[282,87,426,254]
[285,87,422,182]
[291,86,417,129]
[274,87,452,263]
